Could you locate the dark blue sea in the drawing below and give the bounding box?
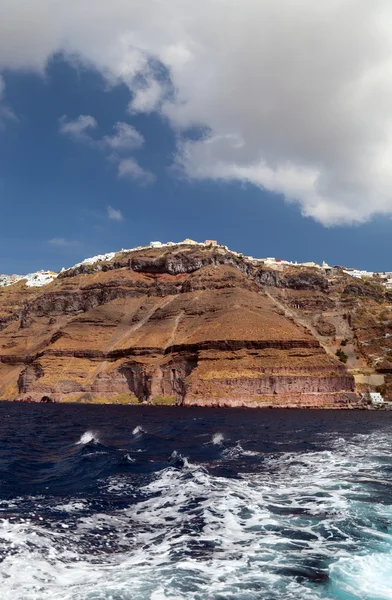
[0,403,392,599]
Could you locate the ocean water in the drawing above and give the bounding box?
[0,404,392,599]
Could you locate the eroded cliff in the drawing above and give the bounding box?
[0,244,364,407]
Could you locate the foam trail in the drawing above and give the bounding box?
[2,422,392,599]
[330,554,392,599]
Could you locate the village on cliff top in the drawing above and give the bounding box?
[0,238,389,290]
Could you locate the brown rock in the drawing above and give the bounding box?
[0,245,361,407]
[314,319,336,336]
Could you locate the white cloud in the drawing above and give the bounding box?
[59,114,97,141]
[102,121,144,151]
[129,78,164,113]
[48,237,80,247]
[117,157,155,184]
[3,1,392,224]
[0,105,17,127]
[0,75,17,127]
[60,116,151,184]
[107,205,123,220]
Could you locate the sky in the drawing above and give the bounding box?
[2,1,392,273]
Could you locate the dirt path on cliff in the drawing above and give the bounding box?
[263,290,339,359]
[165,311,184,351]
[263,290,366,372]
[105,296,177,353]
[87,296,179,383]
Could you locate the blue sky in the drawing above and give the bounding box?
[1,2,392,274]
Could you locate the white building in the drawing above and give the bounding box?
[300,261,321,268]
[179,239,200,245]
[343,269,374,279]
[150,241,163,248]
[369,392,384,406]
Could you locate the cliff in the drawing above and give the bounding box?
[0,243,375,407]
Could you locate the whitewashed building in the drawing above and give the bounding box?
[369,392,384,406]
[343,269,374,279]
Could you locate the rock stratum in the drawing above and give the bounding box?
[1,242,388,408]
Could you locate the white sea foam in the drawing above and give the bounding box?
[1,430,392,599]
[211,432,224,445]
[75,430,100,445]
[222,441,260,458]
[169,450,191,468]
[53,501,87,513]
[132,425,145,435]
[330,553,392,599]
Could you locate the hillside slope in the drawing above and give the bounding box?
[0,244,377,407]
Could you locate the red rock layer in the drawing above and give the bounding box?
[0,245,360,407]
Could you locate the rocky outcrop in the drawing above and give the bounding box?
[314,318,336,336]
[282,270,328,291]
[18,363,44,394]
[0,244,363,407]
[343,283,384,300]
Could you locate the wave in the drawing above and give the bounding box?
[211,432,224,445]
[132,425,145,436]
[168,450,191,469]
[124,453,136,463]
[75,430,100,445]
[221,442,260,459]
[330,553,392,599]
[2,428,392,598]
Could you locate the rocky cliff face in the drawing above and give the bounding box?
[0,244,365,407]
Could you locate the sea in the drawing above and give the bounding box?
[0,403,391,600]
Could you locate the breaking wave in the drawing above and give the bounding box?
[211,432,224,445]
[132,425,145,435]
[76,430,100,445]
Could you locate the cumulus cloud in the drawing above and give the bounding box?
[60,115,151,184]
[59,114,97,141]
[129,77,165,114]
[117,157,155,184]
[102,121,144,151]
[107,205,123,220]
[3,1,392,224]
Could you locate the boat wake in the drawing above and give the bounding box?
[1,427,392,599]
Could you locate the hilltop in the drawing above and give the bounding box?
[0,239,390,407]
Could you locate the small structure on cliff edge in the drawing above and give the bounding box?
[180,238,199,245]
[366,392,385,406]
